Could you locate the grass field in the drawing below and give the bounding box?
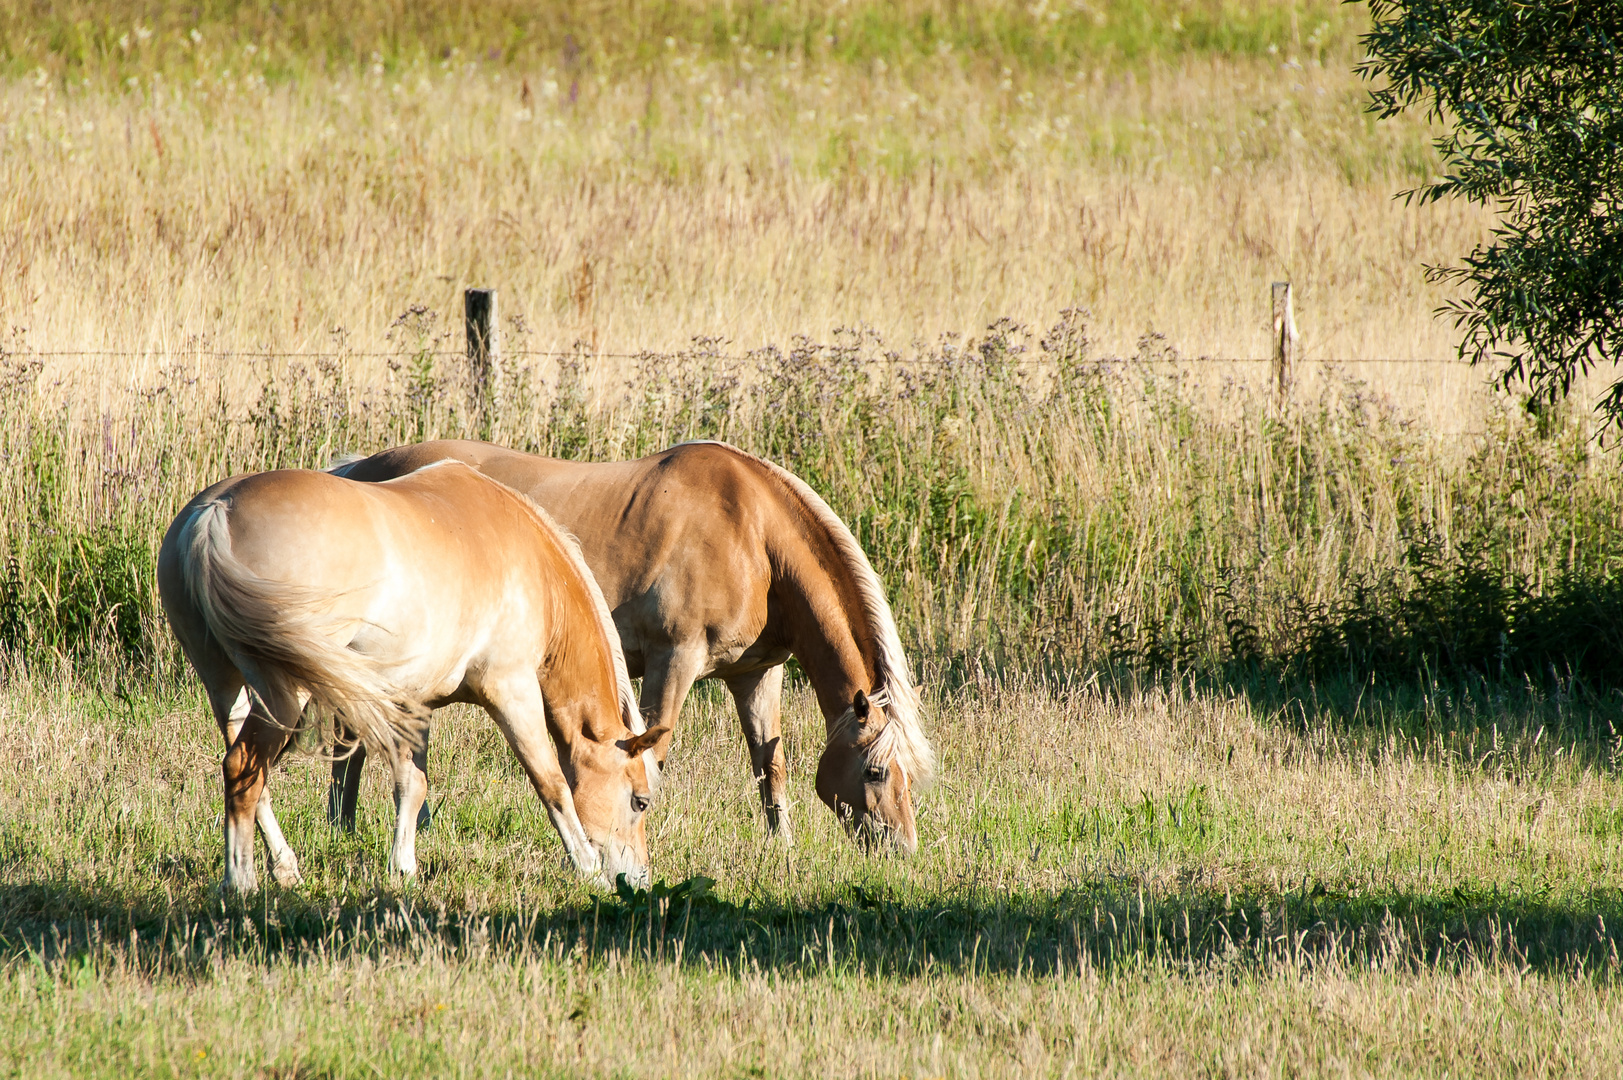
[3,0,1483,367]
[5,1,1623,1076]
[5,671,1623,1075]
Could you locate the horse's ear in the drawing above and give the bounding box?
[853,690,870,721]
[621,725,671,758]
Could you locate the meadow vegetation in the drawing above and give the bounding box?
[2,0,1478,361]
[5,670,1623,1075]
[3,0,1623,1075]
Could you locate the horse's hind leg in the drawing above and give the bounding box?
[727,664,792,843]
[386,726,431,878]
[220,680,302,894]
[255,786,303,888]
[209,681,303,889]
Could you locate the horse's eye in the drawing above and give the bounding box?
[863,765,888,784]
[631,793,651,814]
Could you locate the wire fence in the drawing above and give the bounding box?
[9,345,1520,442]
[20,348,1471,366]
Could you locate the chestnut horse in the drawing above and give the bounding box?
[334,440,934,850]
[157,460,666,894]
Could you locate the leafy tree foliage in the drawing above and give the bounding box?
[1359,2,1623,423]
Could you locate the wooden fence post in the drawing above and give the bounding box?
[465,287,499,438]
[1272,281,1297,405]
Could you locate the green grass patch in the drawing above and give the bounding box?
[1,0,1367,84]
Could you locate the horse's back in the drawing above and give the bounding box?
[340,441,791,669]
[528,443,778,576]
[165,462,564,685]
[341,441,783,598]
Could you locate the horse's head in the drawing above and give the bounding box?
[816,689,918,854]
[570,725,671,889]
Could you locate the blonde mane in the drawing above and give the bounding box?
[516,497,645,739]
[684,442,936,785]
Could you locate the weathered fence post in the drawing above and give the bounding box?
[1271,281,1297,405]
[465,287,500,439]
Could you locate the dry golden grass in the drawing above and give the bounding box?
[1,28,1517,430]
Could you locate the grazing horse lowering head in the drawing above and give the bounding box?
[573,724,669,889]
[816,689,920,854]
[161,460,676,895]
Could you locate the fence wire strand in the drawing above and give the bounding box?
[18,348,1470,366]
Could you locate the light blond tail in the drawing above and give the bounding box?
[178,499,427,759]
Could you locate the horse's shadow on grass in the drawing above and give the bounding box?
[3,873,1620,979]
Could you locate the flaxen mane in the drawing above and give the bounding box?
[686,442,936,784]
[525,503,645,739]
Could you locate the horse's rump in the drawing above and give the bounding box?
[175,479,430,759]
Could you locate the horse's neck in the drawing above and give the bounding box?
[537,621,622,745]
[777,558,876,731]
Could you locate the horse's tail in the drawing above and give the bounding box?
[176,498,427,757]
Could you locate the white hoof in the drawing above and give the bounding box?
[765,805,794,846]
[271,858,304,888]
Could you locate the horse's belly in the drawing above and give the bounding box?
[612,593,778,677]
[710,641,792,677]
[344,606,484,701]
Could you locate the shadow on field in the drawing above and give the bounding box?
[1203,539,1623,754]
[1224,669,1623,757]
[2,873,1619,979]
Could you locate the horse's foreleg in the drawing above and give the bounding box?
[727,664,792,843]
[637,643,709,768]
[480,675,601,881]
[386,729,431,878]
[328,723,430,834]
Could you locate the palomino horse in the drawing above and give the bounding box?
[156,460,666,894]
[334,440,934,850]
